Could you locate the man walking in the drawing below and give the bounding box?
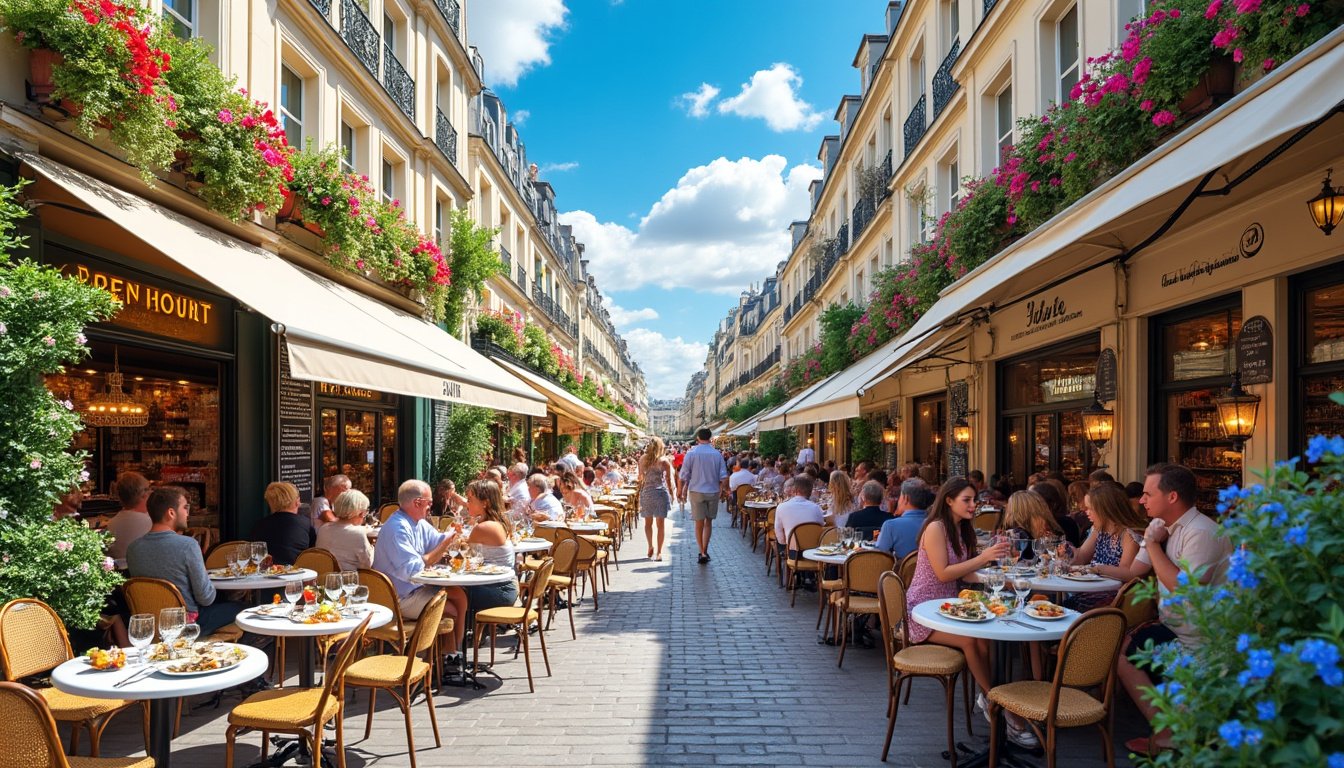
[680,427,728,564]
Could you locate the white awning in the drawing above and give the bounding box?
[757,373,839,432]
[894,29,1344,348]
[726,415,761,438]
[490,358,618,430]
[22,152,546,417]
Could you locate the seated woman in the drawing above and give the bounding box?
[1068,481,1145,610]
[1002,490,1065,562]
[905,478,1039,748]
[432,479,467,519]
[557,471,594,518]
[315,489,374,571]
[1029,480,1083,547]
[823,471,858,528]
[463,480,519,613]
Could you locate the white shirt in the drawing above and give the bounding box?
[729,469,758,492]
[310,496,332,529]
[797,447,815,465]
[775,496,824,546]
[557,453,583,473]
[1135,507,1231,647]
[105,509,152,568]
[507,480,530,508]
[529,493,564,521]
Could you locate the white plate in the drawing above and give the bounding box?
[476,565,512,575]
[208,570,244,580]
[156,657,242,676]
[1061,573,1104,582]
[1025,605,1069,621]
[937,599,995,623]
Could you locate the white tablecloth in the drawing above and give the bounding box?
[206,567,317,591]
[412,569,517,587]
[233,603,393,638]
[911,599,1080,642]
[50,644,268,699]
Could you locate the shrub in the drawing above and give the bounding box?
[432,404,493,489]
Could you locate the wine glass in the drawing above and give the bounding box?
[447,541,462,571]
[158,607,185,660]
[128,614,155,666]
[349,585,369,613]
[1012,576,1033,613]
[324,573,343,603]
[229,546,246,576]
[250,541,267,571]
[1012,534,1030,568]
[1035,537,1054,576]
[468,544,484,571]
[983,570,1006,604]
[179,622,200,652]
[341,571,359,601]
[1054,540,1077,575]
[284,580,303,608]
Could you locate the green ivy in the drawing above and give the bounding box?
[432,404,493,489]
[722,383,787,424]
[441,208,500,336]
[758,429,796,460]
[819,303,864,376]
[847,418,881,466]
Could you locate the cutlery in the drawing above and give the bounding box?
[113,666,155,688]
[1004,619,1045,632]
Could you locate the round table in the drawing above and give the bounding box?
[51,644,268,768]
[966,568,1122,594]
[537,521,607,533]
[743,500,778,509]
[591,503,619,513]
[801,546,854,566]
[513,538,553,554]
[234,603,392,688]
[411,568,517,588]
[206,567,317,591]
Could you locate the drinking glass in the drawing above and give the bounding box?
[158,607,185,659]
[284,580,303,606]
[128,614,155,666]
[341,570,359,600]
[1013,535,1030,567]
[229,547,246,576]
[1035,537,1054,576]
[324,573,343,603]
[983,570,1006,603]
[469,544,484,571]
[179,622,200,652]
[447,542,462,571]
[250,541,267,571]
[349,585,369,613]
[1012,576,1033,613]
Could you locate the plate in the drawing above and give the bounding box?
[1061,573,1104,582]
[814,547,842,555]
[475,565,512,575]
[1025,604,1069,621]
[521,538,548,544]
[208,569,244,580]
[246,605,293,617]
[937,599,994,623]
[157,656,242,676]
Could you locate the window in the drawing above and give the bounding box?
[996,85,1014,164]
[1056,5,1080,104]
[434,200,444,243]
[340,122,355,173]
[944,0,960,53]
[279,65,304,149]
[943,156,961,213]
[383,15,395,51]
[163,0,195,37]
[381,160,394,203]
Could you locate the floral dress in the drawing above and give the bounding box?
[1067,528,1123,611]
[906,534,970,644]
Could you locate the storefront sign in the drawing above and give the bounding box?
[1041,374,1096,403]
[1013,296,1084,343]
[992,266,1115,357]
[1159,223,1263,289]
[1236,315,1273,385]
[1096,348,1118,402]
[277,343,315,503]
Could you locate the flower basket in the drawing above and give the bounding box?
[275,191,326,238]
[1177,54,1236,119]
[26,47,60,103]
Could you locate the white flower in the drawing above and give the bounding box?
[79,562,90,574]
[0,322,6,334]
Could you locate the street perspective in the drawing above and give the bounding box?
[0,0,1342,767]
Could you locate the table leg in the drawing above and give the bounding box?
[297,638,315,689]
[147,698,174,768]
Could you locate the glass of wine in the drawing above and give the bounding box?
[324,573,343,604]
[1012,576,1033,613]
[158,607,185,660]
[469,544,484,571]
[284,580,303,608]
[179,622,200,652]
[128,614,155,666]
[349,585,369,613]
[983,570,1006,604]
[229,547,246,577]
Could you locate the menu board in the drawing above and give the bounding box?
[432,400,451,469]
[1236,315,1273,385]
[277,342,315,502]
[1096,348,1118,402]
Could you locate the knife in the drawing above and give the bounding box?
[1004,619,1045,632]
[113,666,156,688]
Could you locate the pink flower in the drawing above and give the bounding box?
[0,286,9,297]
[75,332,86,344]
[1120,35,1142,63]
[1139,99,1155,112]
[1063,152,1078,163]
[54,540,73,552]
[1049,177,1062,187]
[1233,47,1244,63]
[218,109,234,123]
[102,557,115,572]
[1152,110,1176,127]
[355,260,366,270]
[347,197,359,209]
[1233,0,1262,12]
[1169,8,1181,17]
[1132,57,1153,86]
[80,562,90,574]
[1212,23,1240,48]
[1102,73,1131,94]
[29,459,41,469]
[1262,58,1276,71]
[321,196,332,205]
[1297,3,1310,16]
[42,335,55,346]
[1029,181,1041,192]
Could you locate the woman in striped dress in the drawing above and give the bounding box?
[638,437,674,561]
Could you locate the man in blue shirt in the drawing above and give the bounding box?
[874,478,935,560]
[679,427,728,564]
[372,480,454,618]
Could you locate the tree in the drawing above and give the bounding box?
[848,418,881,466]
[443,208,500,336]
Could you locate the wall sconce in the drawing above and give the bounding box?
[882,420,898,445]
[1215,372,1261,452]
[953,417,971,445]
[1080,392,1115,449]
[1307,168,1344,236]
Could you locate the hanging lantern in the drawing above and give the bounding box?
[1215,372,1260,452]
[1307,169,1344,236]
[882,422,898,445]
[953,417,971,445]
[1080,392,1115,448]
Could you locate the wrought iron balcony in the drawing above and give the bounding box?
[340,0,379,77]
[498,245,511,275]
[852,197,876,241]
[903,93,927,157]
[515,265,527,289]
[382,45,414,120]
[531,286,576,338]
[984,0,999,14]
[784,302,795,323]
[308,0,331,21]
[434,0,460,37]
[435,108,458,167]
[932,39,961,119]
[880,149,893,195]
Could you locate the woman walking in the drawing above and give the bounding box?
[638,437,674,560]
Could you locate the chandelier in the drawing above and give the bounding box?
[84,349,149,428]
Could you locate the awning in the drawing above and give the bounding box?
[757,373,839,432]
[727,415,761,438]
[22,153,547,417]
[490,358,618,430]
[894,29,1344,349]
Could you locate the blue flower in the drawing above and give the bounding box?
[1242,726,1264,746]
[1228,548,1261,589]
[1176,571,1190,586]
[1327,752,1344,768]
[1284,525,1309,546]
[1299,639,1343,687]
[1212,587,1233,601]
[1220,720,1247,748]
[1261,502,1288,527]
[1243,649,1274,682]
[1306,435,1344,463]
[1255,700,1276,721]
[1237,634,1253,653]
[1154,681,1186,706]
[1218,484,1241,503]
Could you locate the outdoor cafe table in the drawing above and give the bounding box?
[591,503,619,513]
[965,568,1123,594]
[50,643,268,768]
[207,567,317,592]
[801,546,855,566]
[740,499,777,537]
[411,568,517,688]
[911,598,1084,767]
[513,537,553,554]
[536,520,608,534]
[233,603,393,688]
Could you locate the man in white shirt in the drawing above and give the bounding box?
[557,444,583,473]
[774,474,824,552]
[526,474,564,522]
[728,459,758,492]
[506,463,531,509]
[309,474,351,529]
[105,471,152,569]
[796,444,815,466]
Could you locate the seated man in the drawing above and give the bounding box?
[875,478,934,560]
[106,471,153,570]
[248,481,316,566]
[506,463,531,508]
[728,459,758,493]
[127,486,243,636]
[601,461,624,486]
[774,474,825,573]
[846,480,892,540]
[371,480,462,621]
[526,473,564,522]
[309,473,352,530]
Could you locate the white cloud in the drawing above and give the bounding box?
[559,155,821,293]
[717,63,823,132]
[679,83,721,118]
[512,109,531,125]
[539,161,580,173]
[602,297,658,328]
[623,329,707,399]
[467,1,568,87]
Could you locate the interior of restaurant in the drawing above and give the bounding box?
[1298,270,1344,445]
[998,337,1101,488]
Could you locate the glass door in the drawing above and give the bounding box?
[913,394,947,482]
[320,406,398,505]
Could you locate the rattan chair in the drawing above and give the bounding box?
[783,523,825,606]
[987,608,1127,768]
[876,573,973,764]
[897,551,919,589]
[357,569,456,688]
[0,600,147,758]
[344,591,445,768]
[831,550,894,667]
[473,558,552,693]
[734,485,753,534]
[545,538,580,640]
[1112,577,1157,631]
[225,614,372,768]
[573,532,606,607]
[205,540,251,569]
[377,503,401,524]
[595,511,621,572]
[0,681,153,768]
[816,527,843,631]
[756,505,775,556]
[122,578,242,643]
[973,511,1002,532]
[293,548,339,579]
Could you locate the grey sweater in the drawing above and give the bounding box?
[126,531,216,612]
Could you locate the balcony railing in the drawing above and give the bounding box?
[852,197,876,241]
[340,0,379,77]
[515,265,527,289]
[903,93,927,157]
[984,0,999,14]
[308,0,331,20]
[532,286,576,339]
[880,149,893,193]
[434,0,461,37]
[435,108,458,167]
[382,45,414,120]
[498,245,511,276]
[932,39,961,119]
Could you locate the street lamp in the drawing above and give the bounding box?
[1307,169,1344,236]
[1215,372,1260,452]
[882,421,898,445]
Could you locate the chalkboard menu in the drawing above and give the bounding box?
[948,381,968,479]
[432,400,451,469]
[277,342,315,502]
[1096,348,1118,402]
[1236,315,1273,385]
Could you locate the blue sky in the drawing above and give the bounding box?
[468,0,879,399]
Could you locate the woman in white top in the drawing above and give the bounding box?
[464,479,518,612]
[314,489,374,571]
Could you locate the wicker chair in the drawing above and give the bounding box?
[204,540,250,570]
[595,511,621,572]
[973,511,1002,532]
[225,614,372,768]
[377,503,400,524]
[816,527,843,631]
[122,578,241,643]
[876,573,972,764]
[757,506,776,559]
[987,608,1128,768]
[357,570,455,688]
[0,681,152,768]
[734,485,753,534]
[573,532,606,608]
[831,550,895,667]
[344,591,446,768]
[293,548,339,579]
[1112,577,1157,631]
[545,538,581,640]
[897,551,919,588]
[472,559,552,693]
[0,600,147,758]
[783,523,825,607]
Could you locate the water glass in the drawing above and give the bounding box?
[983,570,1006,602]
[324,573,343,603]
[250,541,267,570]
[179,622,200,651]
[349,585,369,613]
[341,570,359,600]
[158,607,185,659]
[468,544,484,571]
[128,614,155,666]
[229,547,246,576]
[284,580,303,605]
[1012,576,1033,613]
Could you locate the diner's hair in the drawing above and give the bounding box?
[264,482,300,513]
[332,489,370,520]
[1086,482,1148,532]
[1145,462,1199,506]
[860,479,885,505]
[114,471,151,507]
[527,473,551,492]
[323,473,351,493]
[791,473,815,498]
[398,479,431,507]
[146,486,187,524]
[467,478,514,537]
[920,477,978,559]
[1004,491,1063,538]
[829,472,855,510]
[642,437,665,470]
[1089,469,1116,485]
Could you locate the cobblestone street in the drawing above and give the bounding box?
[94,506,1143,767]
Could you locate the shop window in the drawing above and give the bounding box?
[163,0,195,38]
[998,337,1101,487]
[1151,299,1242,513]
[1294,268,1344,449]
[913,393,948,482]
[320,399,399,506]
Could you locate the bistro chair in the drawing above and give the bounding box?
[293,548,339,579]
[783,522,825,606]
[734,485,753,533]
[876,573,972,764]
[473,558,552,693]
[973,511,1002,532]
[344,591,446,768]
[545,538,581,640]
[0,681,153,768]
[816,527,844,632]
[205,539,250,569]
[987,608,1127,768]
[1113,577,1158,631]
[573,532,607,607]
[224,614,372,768]
[377,503,401,524]
[595,511,621,571]
[270,553,351,685]
[832,550,894,667]
[897,551,919,589]
[0,599,148,758]
[761,508,778,572]
[523,526,561,572]
[122,578,242,643]
[358,569,456,687]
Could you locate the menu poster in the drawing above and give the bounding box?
[432,400,451,468]
[1096,348,1118,402]
[277,342,315,502]
[1236,315,1273,385]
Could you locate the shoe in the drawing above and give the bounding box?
[704,554,711,563]
[697,554,709,564]
[1007,722,1040,749]
[976,692,992,726]
[655,551,663,561]
[442,654,462,671]
[553,598,571,610]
